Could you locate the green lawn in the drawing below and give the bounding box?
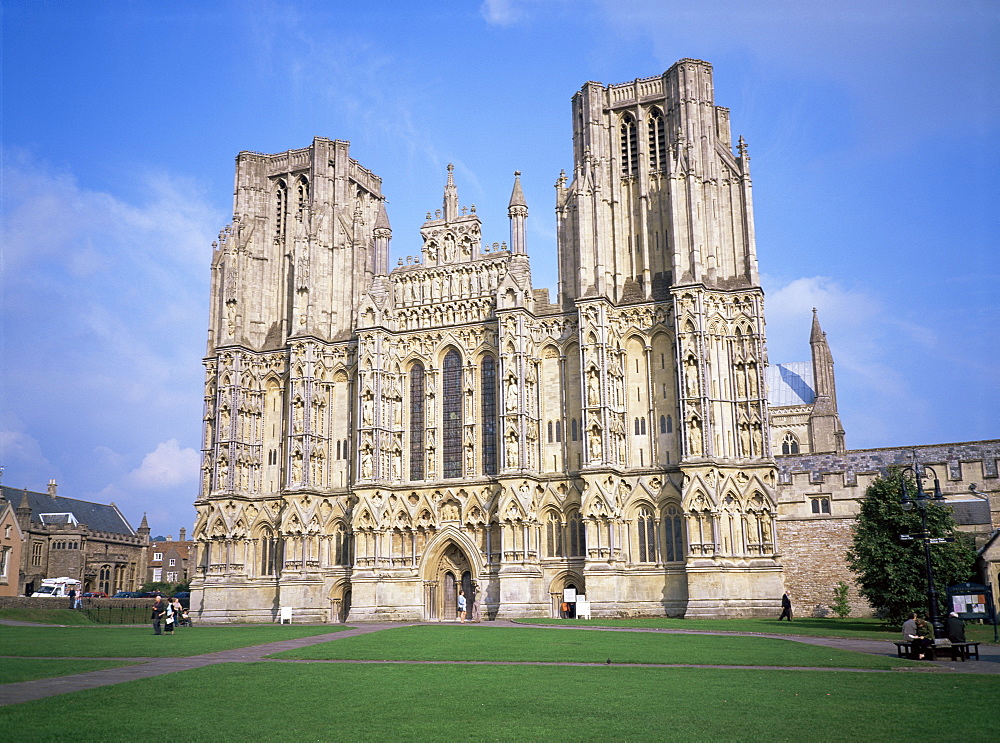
[0,624,344,658]
[0,608,100,625]
[1,663,997,741]
[515,616,999,643]
[0,658,137,684]
[270,625,917,669]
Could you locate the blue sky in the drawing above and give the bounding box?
[2,0,997,536]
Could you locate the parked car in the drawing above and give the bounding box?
[112,591,140,598]
[82,592,108,598]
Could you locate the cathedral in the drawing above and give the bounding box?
[190,59,1000,622]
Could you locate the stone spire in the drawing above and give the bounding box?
[373,200,392,275]
[16,489,32,530]
[138,513,151,541]
[443,163,458,222]
[507,171,528,255]
[808,309,846,453]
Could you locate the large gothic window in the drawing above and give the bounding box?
[620,114,638,176]
[636,507,656,563]
[409,363,426,480]
[481,355,497,475]
[647,108,666,170]
[442,350,463,478]
[663,504,685,562]
[545,511,563,557]
[567,509,585,557]
[781,432,799,455]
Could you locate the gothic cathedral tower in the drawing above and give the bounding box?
[556,59,781,616]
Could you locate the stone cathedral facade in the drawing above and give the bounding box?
[191,59,781,622]
[190,59,1000,623]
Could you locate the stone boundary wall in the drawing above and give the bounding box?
[0,597,153,610]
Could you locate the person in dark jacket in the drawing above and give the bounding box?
[151,596,166,635]
[778,592,793,621]
[946,612,966,643]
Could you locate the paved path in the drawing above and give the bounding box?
[2,620,997,707]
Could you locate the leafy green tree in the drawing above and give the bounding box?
[831,581,851,619]
[846,470,976,625]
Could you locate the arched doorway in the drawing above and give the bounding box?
[550,573,585,619]
[329,582,351,623]
[424,541,474,621]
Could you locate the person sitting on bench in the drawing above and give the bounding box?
[902,612,933,660]
[946,611,966,643]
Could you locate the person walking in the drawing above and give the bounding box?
[778,592,793,621]
[170,597,185,627]
[151,596,166,635]
[164,599,176,635]
[457,590,467,623]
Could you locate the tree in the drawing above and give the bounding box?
[831,581,851,619]
[846,470,977,625]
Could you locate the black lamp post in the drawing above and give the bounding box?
[899,463,946,638]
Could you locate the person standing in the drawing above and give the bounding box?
[170,597,185,627]
[68,586,77,610]
[457,590,467,623]
[151,596,166,635]
[778,592,793,621]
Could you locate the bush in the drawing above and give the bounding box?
[831,581,851,618]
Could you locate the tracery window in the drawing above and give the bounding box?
[636,507,656,563]
[781,432,799,455]
[481,355,497,475]
[260,527,277,576]
[620,114,638,176]
[663,504,685,562]
[334,522,350,565]
[567,510,586,557]
[296,176,309,212]
[546,511,563,557]
[648,108,667,170]
[409,363,426,480]
[274,180,287,240]
[811,497,831,515]
[442,350,463,478]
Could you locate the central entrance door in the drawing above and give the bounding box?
[426,542,474,621]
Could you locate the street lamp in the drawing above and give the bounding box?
[899,462,946,638]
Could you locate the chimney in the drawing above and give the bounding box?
[179,527,187,541]
[48,479,58,497]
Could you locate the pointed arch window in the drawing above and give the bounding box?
[546,511,563,557]
[620,114,638,177]
[648,108,667,170]
[567,509,585,557]
[334,522,350,565]
[442,350,463,478]
[274,180,288,240]
[663,504,685,562]
[260,527,277,576]
[636,507,656,562]
[409,363,426,480]
[781,432,799,455]
[296,176,309,213]
[481,355,497,475]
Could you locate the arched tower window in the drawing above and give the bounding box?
[442,349,463,478]
[648,108,666,170]
[663,504,685,562]
[296,176,309,213]
[481,355,497,475]
[274,179,287,240]
[636,507,656,563]
[409,363,426,480]
[259,527,277,576]
[620,113,638,176]
[781,432,799,455]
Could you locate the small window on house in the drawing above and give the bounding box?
[810,497,831,515]
[153,552,163,562]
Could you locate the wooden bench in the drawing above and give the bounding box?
[894,640,980,661]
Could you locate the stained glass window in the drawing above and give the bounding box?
[409,363,425,480]
[442,350,463,478]
[481,355,497,475]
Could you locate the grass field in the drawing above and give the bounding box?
[515,616,999,643]
[2,663,997,741]
[270,624,918,669]
[0,658,137,684]
[0,624,344,658]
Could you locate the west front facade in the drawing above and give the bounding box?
[189,59,1000,623]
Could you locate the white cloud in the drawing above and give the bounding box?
[124,440,200,490]
[480,0,524,27]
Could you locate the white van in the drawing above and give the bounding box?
[31,577,83,598]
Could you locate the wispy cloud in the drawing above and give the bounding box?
[0,151,220,529]
[480,0,525,27]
